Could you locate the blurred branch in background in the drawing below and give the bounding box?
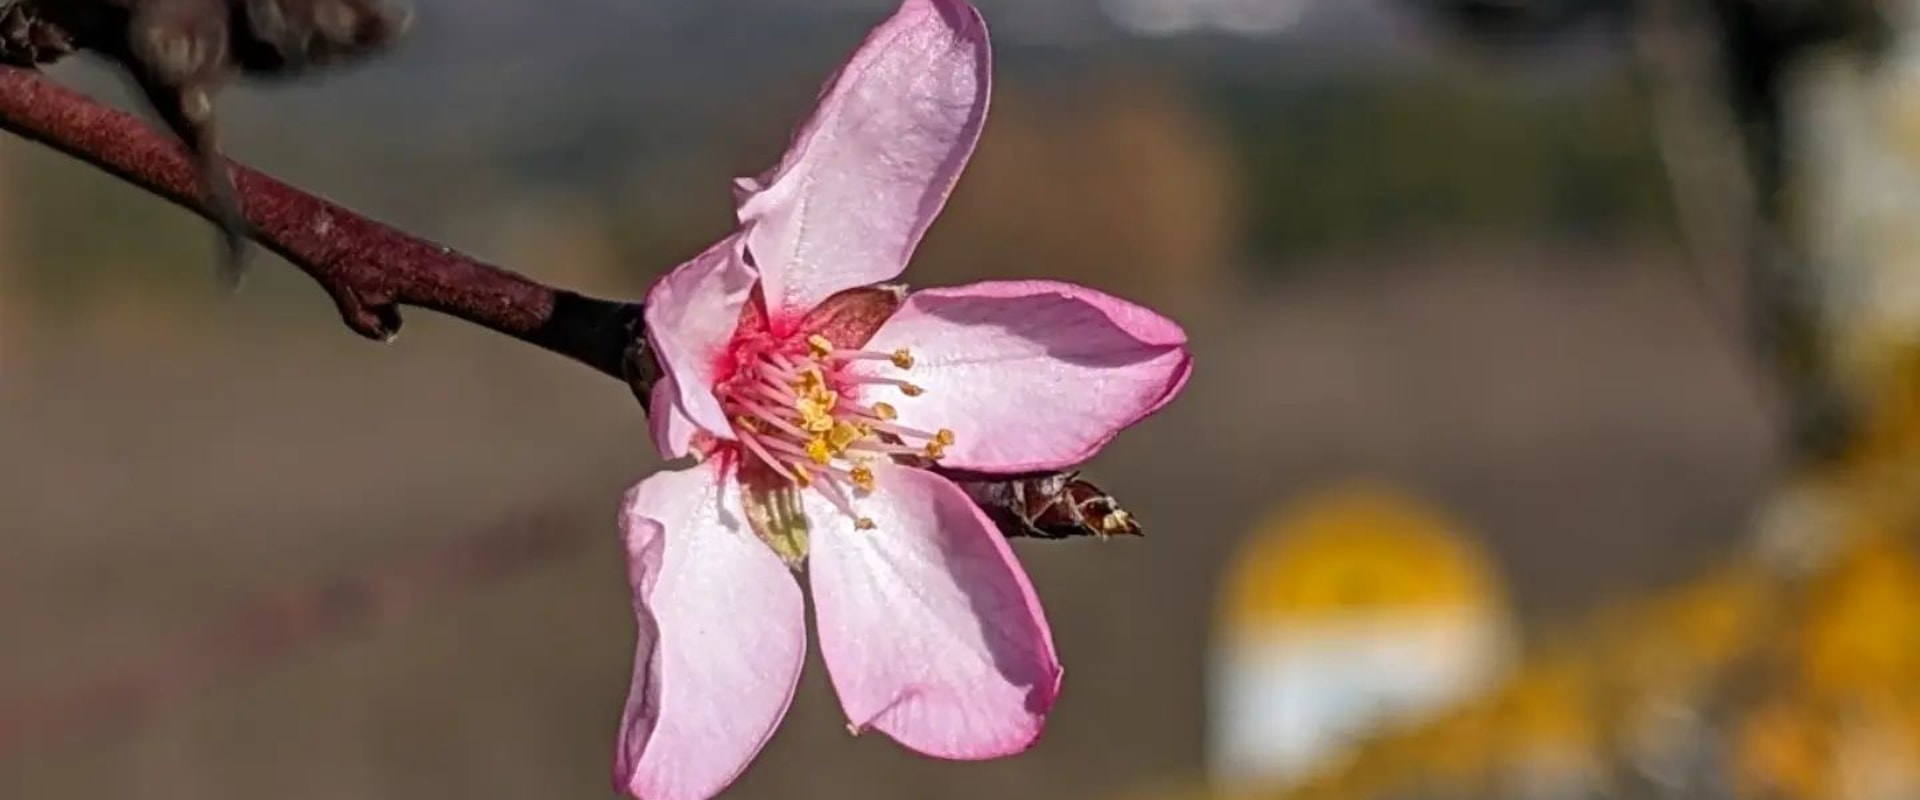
[1408,0,1889,461]
[1405,0,1622,46]
[0,468,1144,758]
[0,505,592,761]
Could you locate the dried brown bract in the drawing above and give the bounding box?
[947,470,1144,540]
[0,2,74,66]
[8,0,409,282]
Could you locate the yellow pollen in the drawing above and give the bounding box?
[871,402,898,421]
[807,335,835,358]
[891,349,915,369]
[856,517,877,531]
[924,441,948,459]
[900,383,924,397]
[796,389,838,432]
[827,421,864,452]
[795,368,826,394]
[850,464,876,492]
[805,438,833,465]
[935,429,956,446]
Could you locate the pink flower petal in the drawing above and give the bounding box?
[644,234,757,439]
[806,462,1061,759]
[858,280,1191,473]
[647,375,700,460]
[736,0,990,319]
[617,460,806,800]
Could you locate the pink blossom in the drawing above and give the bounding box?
[614,1,1191,798]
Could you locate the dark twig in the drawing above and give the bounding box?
[0,63,644,380]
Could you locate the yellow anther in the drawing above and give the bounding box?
[796,390,839,432]
[924,441,947,460]
[850,464,876,492]
[795,368,826,394]
[800,411,834,434]
[827,421,864,452]
[806,438,833,465]
[890,349,915,369]
[935,429,955,447]
[807,335,835,358]
[900,383,924,397]
[793,470,813,488]
[855,517,877,531]
[872,402,898,421]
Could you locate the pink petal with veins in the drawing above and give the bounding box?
[857,280,1190,473]
[737,0,990,319]
[644,233,757,439]
[616,461,806,800]
[807,462,1060,759]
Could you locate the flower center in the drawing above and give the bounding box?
[716,333,954,524]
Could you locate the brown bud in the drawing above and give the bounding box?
[942,469,1144,540]
[0,3,75,66]
[231,0,411,76]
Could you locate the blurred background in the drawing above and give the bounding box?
[4,0,1920,798]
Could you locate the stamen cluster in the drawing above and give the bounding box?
[717,332,955,524]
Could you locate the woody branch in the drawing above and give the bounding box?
[0,64,644,382]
